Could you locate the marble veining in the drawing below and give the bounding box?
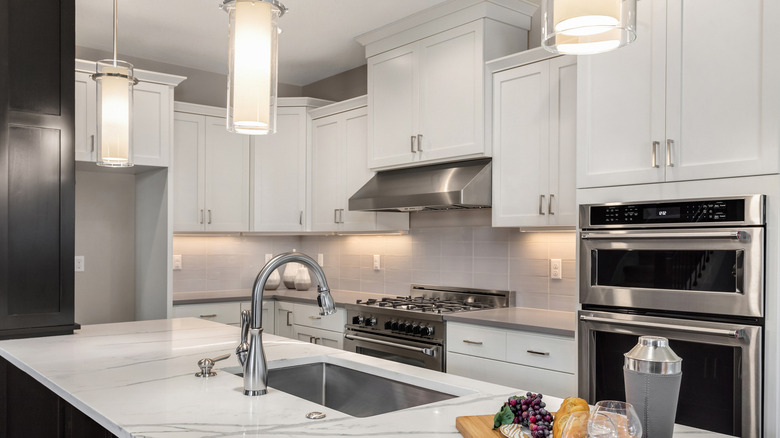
[0,318,726,437]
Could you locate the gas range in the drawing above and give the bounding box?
[343,285,513,372]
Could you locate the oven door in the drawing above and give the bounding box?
[580,227,763,317]
[343,329,443,372]
[579,310,761,437]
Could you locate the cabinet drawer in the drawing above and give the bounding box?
[506,331,576,374]
[292,303,346,332]
[294,325,344,350]
[172,302,241,325]
[447,352,575,398]
[446,322,506,361]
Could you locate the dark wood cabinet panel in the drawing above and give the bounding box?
[0,0,75,335]
[0,358,115,438]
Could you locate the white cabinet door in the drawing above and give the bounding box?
[492,62,550,228]
[368,43,418,169]
[251,107,307,232]
[274,301,295,339]
[132,81,172,166]
[664,0,780,181]
[204,116,250,232]
[295,326,343,350]
[341,107,377,231]
[74,71,96,162]
[418,21,484,162]
[311,116,343,232]
[548,56,578,227]
[173,112,206,232]
[576,0,666,188]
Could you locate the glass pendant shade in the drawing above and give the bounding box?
[542,0,637,55]
[224,0,284,135]
[94,60,137,167]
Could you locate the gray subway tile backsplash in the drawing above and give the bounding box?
[173,227,577,312]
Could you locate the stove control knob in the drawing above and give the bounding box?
[365,316,377,327]
[352,315,364,325]
[391,320,400,331]
[412,324,422,335]
[420,325,434,337]
[405,323,417,334]
[397,321,408,332]
[384,320,393,330]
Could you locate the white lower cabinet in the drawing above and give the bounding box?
[446,321,576,398]
[274,300,295,339]
[292,302,346,349]
[295,326,343,350]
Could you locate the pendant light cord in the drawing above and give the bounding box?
[112,0,118,66]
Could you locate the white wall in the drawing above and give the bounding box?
[74,170,136,324]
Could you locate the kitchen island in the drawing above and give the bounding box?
[0,318,726,437]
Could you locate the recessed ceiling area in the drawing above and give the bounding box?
[76,0,448,86]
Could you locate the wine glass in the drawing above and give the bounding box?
[589,400,642,438]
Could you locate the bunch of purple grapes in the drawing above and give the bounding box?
[504,392,553,438]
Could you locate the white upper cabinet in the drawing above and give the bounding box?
[173,103,250,232]
[74,59,184,167]
[250,98,331,232]
[360,1,534,170]
[491,51,577,228]
[578,0,780,188]
[310,97,409,232]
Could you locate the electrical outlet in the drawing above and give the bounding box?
[173,255,182,270]
[373,254,381,271]
[74,256,85,272]
[550,258,562,280]
[318,253,324,266]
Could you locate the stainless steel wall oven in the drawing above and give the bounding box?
[579,195,764,437]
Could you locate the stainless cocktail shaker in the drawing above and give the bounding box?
[623,336,682,438]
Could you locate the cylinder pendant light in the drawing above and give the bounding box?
[542,0,637,55]
[222,0,286,135]
[91,0,138,167]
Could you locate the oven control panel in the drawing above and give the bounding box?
[589,198,747,226]
[345,308,444,343]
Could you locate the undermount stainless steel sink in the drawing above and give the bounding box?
[226,361,458,417]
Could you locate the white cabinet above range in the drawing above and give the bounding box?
[358,1,534,171]
[75,59,185,167]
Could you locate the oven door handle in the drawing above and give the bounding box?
[344,334,437,357]
[581,231,748,241]
[579,315,745,339]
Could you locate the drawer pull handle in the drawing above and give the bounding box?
[527,349,550,356]
[199,314,217,318]
[308,315,322,320]
[462,339,483,345]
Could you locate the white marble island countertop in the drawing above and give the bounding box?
[0,318,726,437]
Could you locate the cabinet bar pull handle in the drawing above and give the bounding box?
[308,315,322,320]
[334,209,339,224]
[285,310,292,326]
[207,210,212,224]
[299,211,303,225]
[462,339,483,345]
[339,209,345,224]
[548,194,555,215]
[666,139,674,167]
[417,134,423,151]
[199,209,204,224]
[90,134,95,152]
[539,195,546,215]
[527,350,550,356]
[651,141,660,168]
[309,336,315,344]
[199,314,217,318]
[411,135,417,153]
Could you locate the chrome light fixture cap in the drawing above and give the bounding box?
[541,0,637,55]
[221,0,288,16]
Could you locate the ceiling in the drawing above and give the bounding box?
[76,0,448,86]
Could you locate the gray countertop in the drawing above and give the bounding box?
[174,290,576,337]
[444,307,576,337]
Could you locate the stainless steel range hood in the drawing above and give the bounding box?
[348,158,491,212]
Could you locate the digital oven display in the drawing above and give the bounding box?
[643,206,680,220]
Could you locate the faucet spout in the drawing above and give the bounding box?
[241,252,335,396]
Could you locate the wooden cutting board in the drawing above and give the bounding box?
[456,415,503,438]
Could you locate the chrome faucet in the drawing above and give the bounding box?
[236,252,336,396]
